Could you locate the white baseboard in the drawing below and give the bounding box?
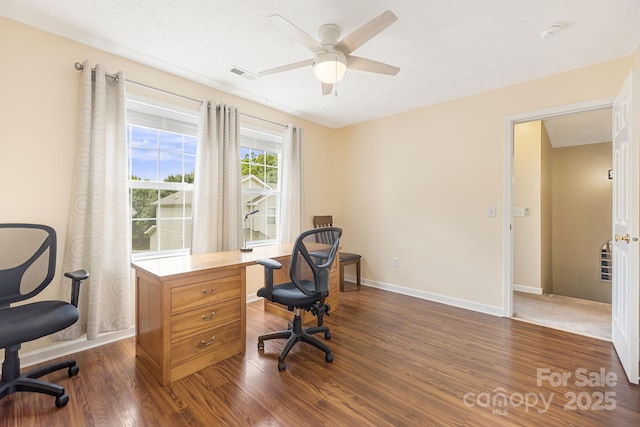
[356,276,503,317]
[20,327,136,368]
[246,293,261,304]
[512,284,544,295]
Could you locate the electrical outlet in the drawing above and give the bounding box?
[392,257,399,268]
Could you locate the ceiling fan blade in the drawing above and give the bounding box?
[269,14,324,53]
[259,58,314,76]
[322,83,333,96]
[348,56,400,75]
[335,10,397,55]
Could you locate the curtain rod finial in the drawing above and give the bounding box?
[74,62,83,70]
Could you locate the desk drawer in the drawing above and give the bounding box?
[171,298,240,341]
[171,321,241,367]
[171,273,241,313]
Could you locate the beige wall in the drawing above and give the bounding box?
[552,142,612,303]
[540,123,554,294]
[635,33,640,336]
[0,18,336,351]
[333,55,633,311]
[513,119,611,303]
[1,16,636,355]
[513,121,553,294]
[513,121,543,292]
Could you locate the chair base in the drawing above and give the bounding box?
[0,345,79,408]
[258,310,333,371]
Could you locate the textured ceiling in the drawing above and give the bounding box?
[543,108,613,148]
[1,0,639,129]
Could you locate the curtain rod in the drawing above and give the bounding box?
[74,62,287,128]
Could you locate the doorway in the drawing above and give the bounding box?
[504,76,640,385]
[502,98,615,339]
[511,109,613,340]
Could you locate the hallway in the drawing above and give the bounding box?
[513,291,611,340]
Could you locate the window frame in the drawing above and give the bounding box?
[240,126,283,248]
[127,98,199,261]
[126,99,286,257]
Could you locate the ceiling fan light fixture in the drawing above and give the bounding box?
[313,51,347,84]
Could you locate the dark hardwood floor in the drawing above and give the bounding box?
[2,285,639,426]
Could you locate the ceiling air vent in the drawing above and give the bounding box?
[230,66,259,80]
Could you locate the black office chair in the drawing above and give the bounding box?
[256,227,342,371]
[0,224,89,408]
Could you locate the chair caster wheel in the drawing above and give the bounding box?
[68,365,80,377]
[55,394,69,408]
[258,340,264,350]
[325,353,333,363]
[278,360,286,371]
[325,331,331,340]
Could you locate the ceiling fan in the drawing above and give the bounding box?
[259,10,400,95]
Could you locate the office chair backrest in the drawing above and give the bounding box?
[290,227,342,297]
[0,224,57,308]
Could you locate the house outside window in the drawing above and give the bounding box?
[127,99,283,256]
[127,99,198,259]
[240,127,283,247]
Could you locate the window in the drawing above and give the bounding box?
[240,127,283,246]
[127,99,198,258]
[126,101,283,255]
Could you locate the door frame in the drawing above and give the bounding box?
[502,97,615,317]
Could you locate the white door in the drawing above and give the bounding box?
[612,72,639,384]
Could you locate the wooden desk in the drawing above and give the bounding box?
[131,243,340,385]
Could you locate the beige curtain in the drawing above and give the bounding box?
[57,61,132,341]
[191,100,242,253]
[280,125,305,242]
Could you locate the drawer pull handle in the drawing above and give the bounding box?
[201,287,216,295]
[202,312,216,321]
[200,336,216,347]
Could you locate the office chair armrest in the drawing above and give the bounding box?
[256,259,281,300]
[64,269,90,308]
[257,259,282,271]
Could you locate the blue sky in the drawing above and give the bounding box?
[128,125,275,182]
[129,125,196,181]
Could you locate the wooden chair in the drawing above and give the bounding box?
[313,216,361,291]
